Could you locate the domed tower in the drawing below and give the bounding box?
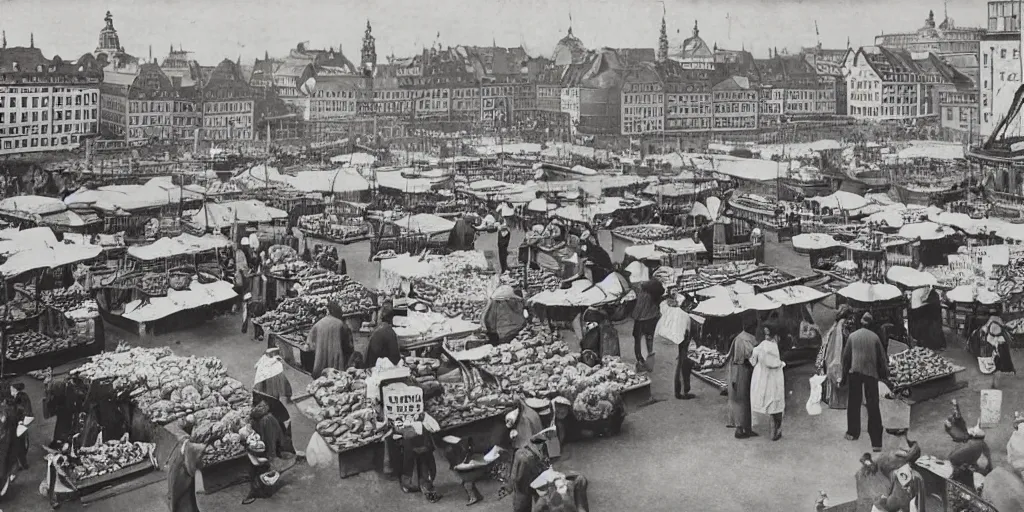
[552,20,587,66]
[96,11,121,55]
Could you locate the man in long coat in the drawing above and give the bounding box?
[308,302,353,378]
[727,318,758,438]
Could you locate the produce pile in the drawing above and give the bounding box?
[254,270,377,332]
[688,346,729,371]
[306,368,391,451]
[6,331,80,361]
[72,346,250,424]
[676,262,761,293]
[888,347,964,389]
[477,324,649,401]
[71,345,252,465]
[572,385,623,421]
[138,273,170,296]
[181,407,252,464]
[42,287,91,312]
[266,245,308,277]
[612,224,685,243]
[741,267,795,290]
[412,268,495,320]
[425,380,516,428]
[405,356,441,377]
[62,440,155,482]
[500,268,560,296]
[0,301,41,322]
[1007,317,1024,336]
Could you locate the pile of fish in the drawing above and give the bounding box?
[307,368,391,452]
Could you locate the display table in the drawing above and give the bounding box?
[915,455,993,512]
[894,368,968,405]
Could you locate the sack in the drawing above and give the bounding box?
[806,374,826,416]
[304,432,336,469]
[978,356,996,375]
[654,308,691,346]
[1007,428,1024,472]
[879,382,911,431]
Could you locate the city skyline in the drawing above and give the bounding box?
[0,0,999,64]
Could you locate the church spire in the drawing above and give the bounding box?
[3,31,7,49]
[657,6,669,62]
[361,19,377,77]
[29,33,33,48]
[693,20,699,38]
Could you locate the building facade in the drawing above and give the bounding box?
[620,64,664,135]
[846,46,966,121]
[0,46,102,155]
[100,63,198,141]
[712,76,758,131]
[199,59,255,141]
[979,1,1023,138]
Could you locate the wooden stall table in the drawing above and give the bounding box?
[266,327,315,376]
[914,455,992,512]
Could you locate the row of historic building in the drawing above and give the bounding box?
[1,5,1020,156]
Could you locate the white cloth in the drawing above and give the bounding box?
[254,355,284,385]
[248,233,260,251]
[750,340,786,415]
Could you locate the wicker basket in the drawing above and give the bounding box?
[169,273,192,291]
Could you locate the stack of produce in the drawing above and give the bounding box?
[254,276,377,332]
[71,345,252,464]
[42,287,91,312]
[404,356,441,377]
[6,331,80,361]
[266,245,308,276]
[72,346,250,425]
[61,440,155,482]
[412,268,494,320]
[572,385,622,421]
[138,273,170,296]
[478,324,648,401]
[425,381,517,428]
[181,407,252,464]
[688,346,728,371]
[741,267,794,290]
[611,224,684,243]
[500,268,560,295]
[306,368,391,451]
[0,301,41,321]
[888,347,964,389]
[1007,317,1024,336]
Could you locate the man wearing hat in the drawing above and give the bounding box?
[530,468,590,512]
[254,348,292,402]
[841,312,890,452]
[497,224,512,273]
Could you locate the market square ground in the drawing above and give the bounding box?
[3,232,1021,512]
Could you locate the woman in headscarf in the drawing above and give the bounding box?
[819,305,852,410]
[726,317,758,439]
[308,302,353,378]
[167,439,207,512]
[971,316,1016,389]
[242,395,290,505]
[581,233,613,284]
[254,348,292,402]
[751,323,787,441]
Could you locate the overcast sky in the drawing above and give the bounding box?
[0,0,998,64]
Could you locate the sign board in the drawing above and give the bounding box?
[382,382,424,421]
[980,389,1003,426]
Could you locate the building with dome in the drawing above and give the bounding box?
[552,26,587,66]
[93,11,137,69]
[669,21,715,70]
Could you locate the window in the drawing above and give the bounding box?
[946,108,953,121]
[1002,49,1008,59]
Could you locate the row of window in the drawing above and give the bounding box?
[713,116,756,129]
[623,94,664,105]
[0,107,97,125]
[204,101,252,114]
[623,106,664,118]
[944,106,973,123]
[714,102,754,114]
[2,92,96,109]
[0,121,93,136]
[1,134,80,152]
[129,101,195,114]
[129,115,196,127]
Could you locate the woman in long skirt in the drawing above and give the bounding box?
[751,323,787,441]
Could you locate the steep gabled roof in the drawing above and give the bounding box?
[0,47,49,73]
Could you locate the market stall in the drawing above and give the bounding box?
[298,201,371,245]
[69,346,254,493]
[99,234,236,336]
[254,266,378,374]
[0,239,105,376]
[369,213,456,259]
[622,239,707,272]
